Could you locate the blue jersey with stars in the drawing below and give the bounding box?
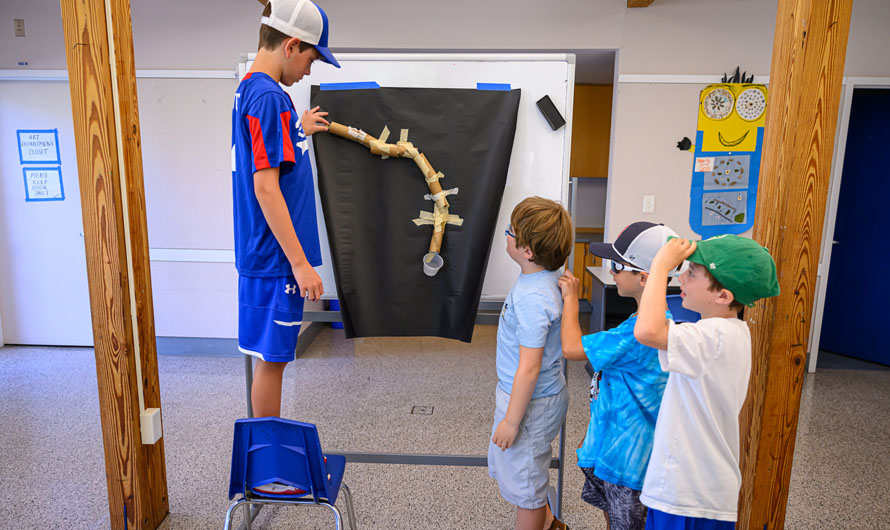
[231,71,321,277]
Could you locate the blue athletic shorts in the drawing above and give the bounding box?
[645,507,735,530]
[238,275,305,363]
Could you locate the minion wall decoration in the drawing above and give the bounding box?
[678,68,768,237]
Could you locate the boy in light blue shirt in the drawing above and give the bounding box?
[489,197,573,530]
[558,222,678,530]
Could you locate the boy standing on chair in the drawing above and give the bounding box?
[232,0,339,418]
[634,235,779,529]
[558,222,677,530]
[489,197,573,530]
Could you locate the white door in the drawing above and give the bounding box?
[0,81,93,346]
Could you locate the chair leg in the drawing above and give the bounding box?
[224,499,247,530]
[340,482,358,530]
[243,501,253,530]
[321,501,344,530]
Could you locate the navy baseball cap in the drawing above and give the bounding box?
[589,222,679,273]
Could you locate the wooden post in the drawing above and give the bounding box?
[60,0,168,528]
[738,0,851,528]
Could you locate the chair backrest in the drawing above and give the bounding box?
[665,294,701,324]
[228,417,332,502]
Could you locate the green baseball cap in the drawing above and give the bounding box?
[682,234,780,307]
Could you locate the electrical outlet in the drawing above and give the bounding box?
[14,19,25,38]
[642,195,655,213]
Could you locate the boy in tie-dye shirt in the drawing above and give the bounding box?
[558,222,677,530]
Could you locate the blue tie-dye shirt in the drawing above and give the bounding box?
[576,312,669,491]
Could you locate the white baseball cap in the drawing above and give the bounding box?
[262,0,340,68]
[589,222,680,273]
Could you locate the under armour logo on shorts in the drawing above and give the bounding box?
[285,284,298,295]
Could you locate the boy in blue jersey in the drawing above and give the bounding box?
[232,0,339,421]
[489,197,574,530]
[558,222,679,530]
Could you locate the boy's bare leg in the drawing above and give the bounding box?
[251,359,288,417]
[603,510,610,530]
[516,507,546,530]
[542,502,555,529]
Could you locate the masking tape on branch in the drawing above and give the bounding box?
[424,187,459,202]
[398,141,420,159]
[413,209,464,231]
[377,126,391,158]
[425,171,444,184]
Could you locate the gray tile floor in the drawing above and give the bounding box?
[1,327,889,529]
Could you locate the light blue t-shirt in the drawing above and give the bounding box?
[496,270,565,399]
[576,313,670,491]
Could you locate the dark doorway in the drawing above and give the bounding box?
[819,89,890,367]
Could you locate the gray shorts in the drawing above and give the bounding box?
[488,386,568,509]
[580,467,647,530]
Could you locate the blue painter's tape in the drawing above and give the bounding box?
[320,82,380,90]
[476,83,511,91]
[17,129,61,165]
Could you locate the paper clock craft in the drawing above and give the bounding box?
[680,69,768,238]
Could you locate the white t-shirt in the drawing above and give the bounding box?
[640,317,751,522]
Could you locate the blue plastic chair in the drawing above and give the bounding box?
[666,294,701,324]
[224,417,357,530]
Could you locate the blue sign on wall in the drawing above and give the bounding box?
[23,167,65,202]
[17,129,62,165]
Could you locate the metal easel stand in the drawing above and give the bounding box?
[241,305,568,522]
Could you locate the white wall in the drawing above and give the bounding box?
[605,0,890,241]
[608,82,720,241]
[1,1,66,69]
[1,0,626,70]
[844,0,890,77]
[620,0,776,76]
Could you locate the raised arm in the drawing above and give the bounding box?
[558,270,587,361]
[634,238,695,350]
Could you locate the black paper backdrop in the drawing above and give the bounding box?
[310,86,520,342]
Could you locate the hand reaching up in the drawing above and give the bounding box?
[559,269,580,300]
[301,106,330,136]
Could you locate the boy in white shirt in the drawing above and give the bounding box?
[633,235,780,529]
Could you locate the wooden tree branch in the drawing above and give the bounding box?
[327,122,463,256]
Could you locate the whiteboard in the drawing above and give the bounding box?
[240,53,575,301]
